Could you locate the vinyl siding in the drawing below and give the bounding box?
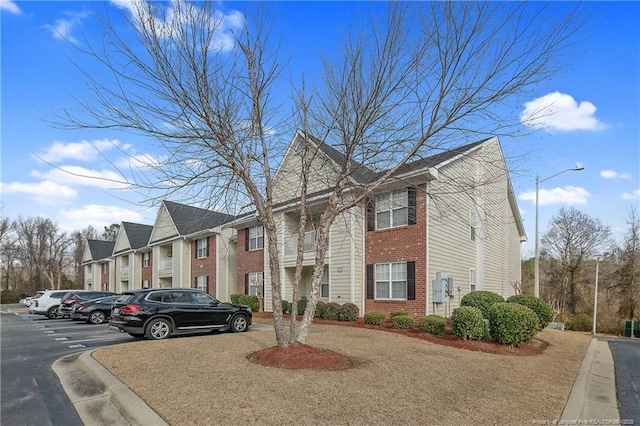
[216,229,237,303]
[149,206,177,244]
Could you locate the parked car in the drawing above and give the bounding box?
[20,292,44,307]
[71,295,120,324]
[57,291,117,319]
[109,288,252,340]
[28,290,71,319]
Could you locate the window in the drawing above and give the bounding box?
[470,212,477,241]
[469,269,476,292]
[196,238,208,259]
[191,291,217,305]
[101,263,107,274]
[143,280,150,289]
[375,262,407,299]
[248,226,264,251]
[196,275,209,293]
[376,190,408,229]
[142,252,150,267]
[247,272,264,296]
[320,267,329,298]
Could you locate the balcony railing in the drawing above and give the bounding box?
[158,258,173,271]
[285,230,327,256]
[120,266,129,278]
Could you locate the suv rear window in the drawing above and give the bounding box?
[51,291,68,298]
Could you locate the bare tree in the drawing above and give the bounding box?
[541,207,612,314]
[59,1,587,347]
[102,224,120,242]
[613,207,640,319]
[71,226,99,287]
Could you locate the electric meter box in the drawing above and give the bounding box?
[432,272,447,303]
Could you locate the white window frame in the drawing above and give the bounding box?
[248,272,264,297]
[196,275,208,292]
[376,190,408,230]
[142,252,150,267]
[469,269,476,292]
[249,226,264,250]
[375,262,408,300]
[196,238,208,259]
[101,263,107,274]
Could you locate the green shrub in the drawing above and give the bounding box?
[323,302,342,320]
[460,291,504,318]
[230,294,241,304]
[390,310,409,318]
[391,315,414,329]
[451,306,484,341]
[0,290,28,304]
[487,302,540,345]
[315,301,327,318]
[364,312,386,326]
[296,299,308,316]
[564,313,592,332]
[418,315,446,335]
[339,303,359,322]
[281,300,291,314]
[236,295,260,312]
[507,295,553,330]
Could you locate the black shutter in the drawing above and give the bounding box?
[408,187,416,225]
[206,236,210,257]
[244,273,249,295]
[194,277,197,289]
[407,261,415,300]
[366,264,374,299]
[194,240,198,259]
[206,276,210,294]
[245,228,250,251]
[366,198,375,231]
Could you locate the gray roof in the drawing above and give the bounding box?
[86,239,115,261]
[164,201,236,236]
[119,222,153,251]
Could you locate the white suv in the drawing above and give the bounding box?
[28,290,70,319]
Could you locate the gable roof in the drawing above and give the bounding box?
[113,222,154,255]
[163,200,236,236]
[85,239,115,262]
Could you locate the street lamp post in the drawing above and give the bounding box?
[592,257,600,335]
[533,166,584,298]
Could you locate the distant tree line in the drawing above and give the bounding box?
[521,206,640,333]
[0,216,119,299]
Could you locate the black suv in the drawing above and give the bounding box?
[57,291,116,319]
[109,288,252,340]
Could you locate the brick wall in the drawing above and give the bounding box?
[141,252,152,288]
[236,227,265,294]
[191,237,217,297]
[365,184,427,319]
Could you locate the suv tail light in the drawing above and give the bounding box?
[120,304,141,314]
[34,301,39,307]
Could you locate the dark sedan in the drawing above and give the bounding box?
[109,288,252,340]
[57,291,116,319]
[71,295,120,324]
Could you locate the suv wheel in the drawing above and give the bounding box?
[146,318,172,340]
[47,307,59,319]
[231,314,248,332]
[89,311,106,325]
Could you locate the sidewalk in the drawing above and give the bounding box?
[561,337,620,423]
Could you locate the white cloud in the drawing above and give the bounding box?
[116,153,164,170]
[600,170,631,179]
[0,181,77,205]
[44,10,92,44]
[58,204,144,233]
[31,166,130,189]
[519,185,590,206]
[621,189,640,200]
[1,0,21,14]
[36,139,121,163]
[520,92,607,132]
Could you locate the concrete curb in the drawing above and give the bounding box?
[52,350,168,426]
[561,337,620,422]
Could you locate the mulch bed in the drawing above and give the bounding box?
[249,312,547,370]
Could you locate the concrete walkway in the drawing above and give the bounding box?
[561,337,620,423]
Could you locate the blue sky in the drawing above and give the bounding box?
[1,1,639,258]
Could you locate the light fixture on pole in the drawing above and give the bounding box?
[592,256,601,335]
[534,166,584,298]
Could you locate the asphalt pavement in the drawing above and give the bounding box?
[608,339,640,422]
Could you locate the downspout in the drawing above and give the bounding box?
[350,209,355,303]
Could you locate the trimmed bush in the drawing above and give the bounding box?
[281,300,291,314]
[418,315,446,335]
[364,312,386,326]
[451,306,484,341]
[339,303,359,322]
[487,302,540,345]
[507,295,553,330]
[390,310,409,318]
[323,302,342,320]
[460,291,504,318]
[296,299,308,316]
[230,294,241,304]
[391,315,414,329]
[564,313,592,332]
[315,301,327,318]
[237,295,260,312]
